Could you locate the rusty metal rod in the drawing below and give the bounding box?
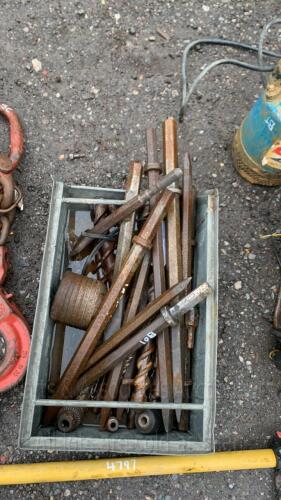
[151,354,161,401]
[48,322,66,395]
[70,164,142,428]
[163,117,184,425]
[74,283,212,395]
[123,251,151,325]
[113,162,143,280]
[127,282,154,429]
[182,157,194,361]
[85,278,190,370]
[116,353,136,422]
[182,152,194,286]
[116,273,150,422]
[99,252,151,429]
[99,164,143,428]
[93,376,106,414]
[146,126,174,432]
[103,162,142,342]
[44,188,177,424]
[70,168,182,257]
[57,406,84,433]
[179,151,195,431]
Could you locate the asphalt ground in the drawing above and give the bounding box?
[0,0,281,498]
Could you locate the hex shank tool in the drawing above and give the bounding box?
[85,278,190,369]
[146,127,174,432]
[99,162,143,428]
[163,117,184,424]
[179,151,195,431]
[71,168,183,257]
[75,283,212,395]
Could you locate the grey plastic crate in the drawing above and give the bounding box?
[19,182,218,455]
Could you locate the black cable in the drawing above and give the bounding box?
[258,19,281,87]
[182,38,281,97]
[180,25,281,122]
[180,58,273,122]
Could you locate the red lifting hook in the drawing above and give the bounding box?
[0,104,30,393]
[0,289,30,392]
[0,103,24,173]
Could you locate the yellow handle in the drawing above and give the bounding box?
[0,450,276,485]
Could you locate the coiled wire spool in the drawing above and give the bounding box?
[51,271,107,330]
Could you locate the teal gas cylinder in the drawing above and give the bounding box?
[233,60,281,186]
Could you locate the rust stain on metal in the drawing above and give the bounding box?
[44,188,175,424]
[131,341,155,402]
[182,152,193,285]
[48,322,66,394]
[163,117,184,424]
[70,168,182,257]
[57,406,84,433]
[122,251,151,325]
[113,161,143,278]
[83,205,117,285]
[99,163,142,428]
[115,258,150,422]
[146,126,174,432]
[85,278,189,369]
[74,283,210,395]
[180,151,196,430]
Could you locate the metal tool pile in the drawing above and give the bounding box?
[47,117,211,434]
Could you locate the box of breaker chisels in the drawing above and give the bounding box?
[20,119,218,455]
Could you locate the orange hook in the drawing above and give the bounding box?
[0,103,24,173]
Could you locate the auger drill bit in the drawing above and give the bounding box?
[127,284,153,428]
[85,204,116,284]
[115,252,151,425]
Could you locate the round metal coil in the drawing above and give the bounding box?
[51,271,107,330]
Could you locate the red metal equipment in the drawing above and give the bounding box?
[0,103,30,393]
